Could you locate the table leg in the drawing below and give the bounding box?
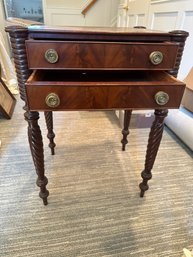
[25,111,49,205]
[139,109,168,197]
[44,111,56,155]
[121,110,132,151]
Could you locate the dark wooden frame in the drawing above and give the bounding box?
[0,76,16,119]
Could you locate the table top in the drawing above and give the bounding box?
[28,25,170,36]
[27,25,188,41]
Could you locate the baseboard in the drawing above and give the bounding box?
[116,110,154,129]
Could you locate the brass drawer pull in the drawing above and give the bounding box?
[155,91,169,105]
[45,93,60,108]
[149,51,163,65]
[45,49,58,64]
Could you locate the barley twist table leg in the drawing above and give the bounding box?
[139,109,168,197]
[121,110,132,151]
[25,111,49,205]
[44,111,56,155]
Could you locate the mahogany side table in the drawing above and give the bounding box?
[6,25,188,205]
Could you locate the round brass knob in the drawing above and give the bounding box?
[45,93,60,108]
[123,5,129,11]
[45,49,58,64]
[155,91,169,105]
[149,51,163,65]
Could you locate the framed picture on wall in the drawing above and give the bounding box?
[0,77,16,119]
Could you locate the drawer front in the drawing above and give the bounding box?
[26,84,184,111]
[26,41,178,70]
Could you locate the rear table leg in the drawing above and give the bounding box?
[121,110,132,151]
[44,111,56,155]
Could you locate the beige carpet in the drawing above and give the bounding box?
[0,98,193,257]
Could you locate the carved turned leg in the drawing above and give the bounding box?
[121,110,132,151]
[44,111,56,155]
[25,111,49,205]
[139,109,168,197]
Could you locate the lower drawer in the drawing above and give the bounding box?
[26,71,185,111]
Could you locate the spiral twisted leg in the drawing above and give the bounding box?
[25,111,49,205]
[44,111,56,155]
[121,110,132,151]
[139,109,168,197]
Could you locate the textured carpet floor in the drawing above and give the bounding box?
[0,98,193,257]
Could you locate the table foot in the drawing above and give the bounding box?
[140,189,145,198]
[43,198,48,206]
[139,171,151,197]
[121,110,132,151]
[44,111,56,155]
[37,176,49,205]
[139,109,168,196]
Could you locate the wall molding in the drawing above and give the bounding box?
[111,15,117,27]
[47,8,82,14]
[80,0,92,9]
[46,7,82,10]
[151,0,184,4]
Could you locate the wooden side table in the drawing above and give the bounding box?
[5,25,188,205]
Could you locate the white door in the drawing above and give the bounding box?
[117,0,129,27]
[126,0,149,28]
[117,0,149,28]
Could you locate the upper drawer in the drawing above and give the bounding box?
[26,40,178,70]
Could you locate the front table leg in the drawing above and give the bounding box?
[25,111,49,205]
[139,109,168,197]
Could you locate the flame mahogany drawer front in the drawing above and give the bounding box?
[26,71,185,111]
[25,41,178,70]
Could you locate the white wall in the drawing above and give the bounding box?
[0,1,9,52]
[45,0,85,9]
[43,0,119,27]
